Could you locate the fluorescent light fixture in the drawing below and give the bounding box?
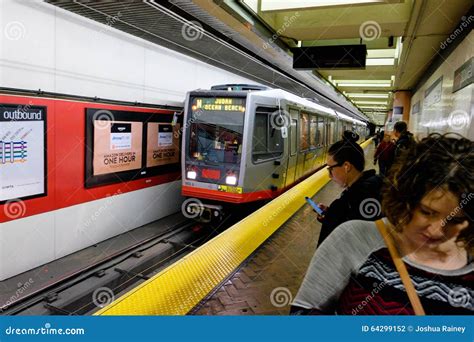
[354,100,388,105]
[367,49,397,58]
[346,93,389,98]
[359,106,388,110]
[334,79,391,84]
[338,83,391,87]
[260,0,385,11]
[366,58,395,66]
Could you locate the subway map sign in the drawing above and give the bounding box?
[0,104,46,202]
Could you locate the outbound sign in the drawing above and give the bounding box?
[0,104,46,202]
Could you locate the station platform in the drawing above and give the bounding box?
[191,143,377,315]
[95,140,375,316]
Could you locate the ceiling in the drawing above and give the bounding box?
[44,0,472,126]
[239,0,472,125]
[45,0,368,122]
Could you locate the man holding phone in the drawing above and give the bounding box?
[314,137,383,245]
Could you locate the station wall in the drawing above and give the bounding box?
[409,30,473,140]
[0,0,257,281]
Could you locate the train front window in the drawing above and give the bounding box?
[188,96,245,165]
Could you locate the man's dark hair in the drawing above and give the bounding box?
[328,139,365,172]
[342,130,359,142]
[394,121,407,133]
[382,133,474,254]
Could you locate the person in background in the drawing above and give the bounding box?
[315,135,383,245]
[393,121,414,158]
[291,133,473,315]
[373,129,380,147]
[342,130,359,143]
[374,133,395,176]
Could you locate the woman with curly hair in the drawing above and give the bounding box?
[291,133,473,315]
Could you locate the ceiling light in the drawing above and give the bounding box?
[367,49,397,58]
[334,79,391,84]
[366,58,395,66]
[346,93,389,98]
[260,0,385,11]
[338,83,391,87]
[354,101,388,105]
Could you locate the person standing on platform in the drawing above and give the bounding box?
[315,136,383,245]
[373,129,380,147]
[374,133,395,176]
[393,121,414,158]
[291,134,474,315]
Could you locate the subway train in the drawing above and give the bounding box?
[181,84,368,220]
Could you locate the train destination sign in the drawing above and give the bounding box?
[192,97,245,112]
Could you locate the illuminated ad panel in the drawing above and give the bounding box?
[0,104,46,202]
[85,108,181,188]
[146,122,180,168]
[93,121,143,176]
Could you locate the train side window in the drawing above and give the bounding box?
[252,107,283,162]
[299,113,309,151]
[317,117,325,146]
[290,119,297,156]
[328,120,335,145]
[310,115,318,149]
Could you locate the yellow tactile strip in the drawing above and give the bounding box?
[97,139,372,315]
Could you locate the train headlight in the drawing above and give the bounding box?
[187,170,197,180]
[225,175,237,185]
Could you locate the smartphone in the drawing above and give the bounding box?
[305,196,325,215]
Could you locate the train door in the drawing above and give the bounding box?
[327,118,336,146]
[295,111,309,180]
[284,108,299,188]
[313,115,326,169]
[244,100,288,196]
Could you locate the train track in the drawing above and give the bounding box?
[2,215,234,315]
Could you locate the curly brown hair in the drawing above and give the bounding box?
[382,133,474,254]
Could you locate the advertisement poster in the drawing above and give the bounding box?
[146,123,180,167]
[0,104,46,202]
[93,120,142,176]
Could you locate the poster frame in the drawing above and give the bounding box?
[0,104,47,204]
[85,108,181,188]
